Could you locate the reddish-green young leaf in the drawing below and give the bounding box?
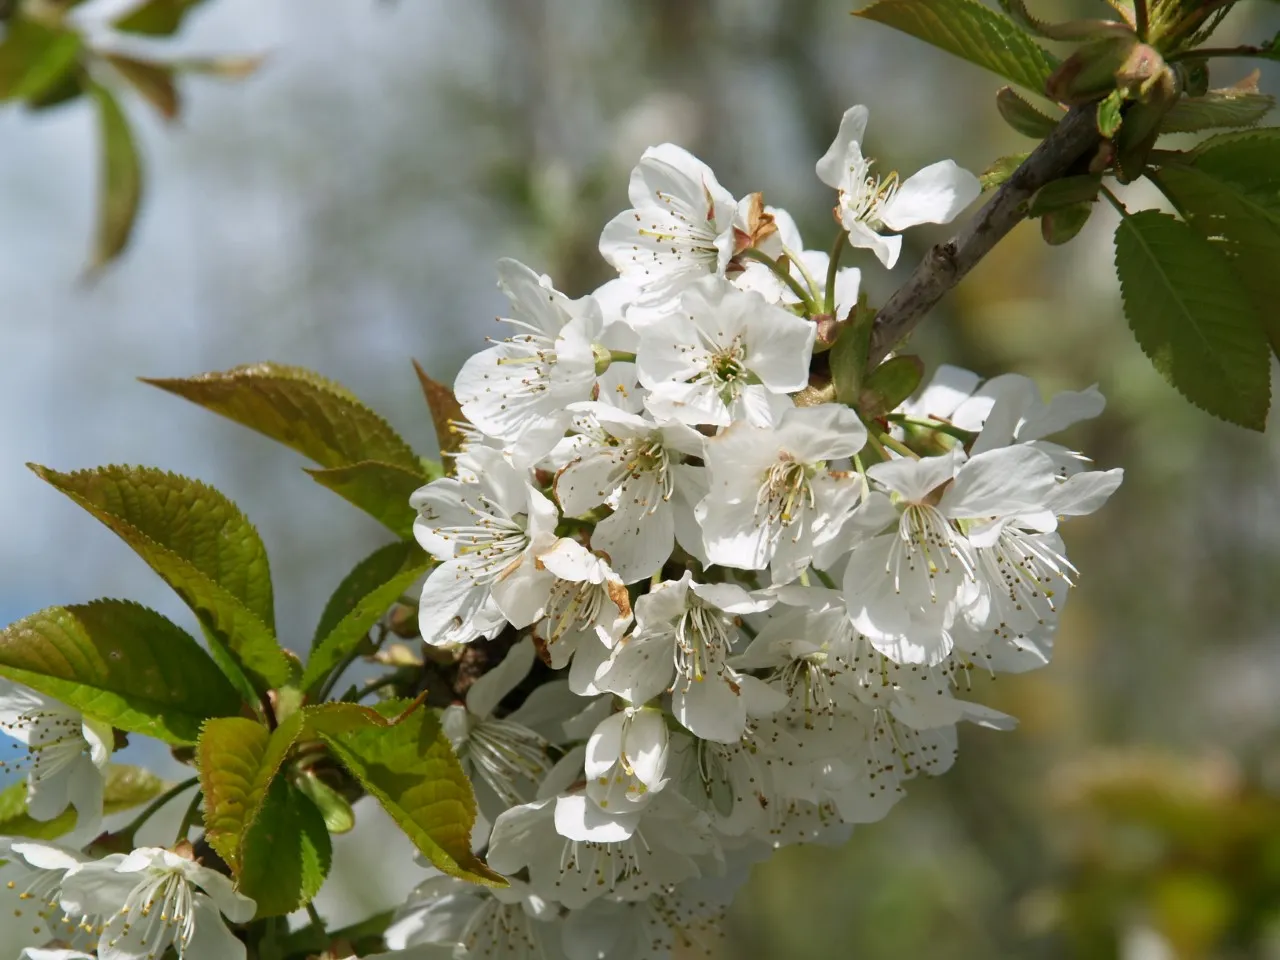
[87,82,142,272]
[0,764,168,842]
[0,600,244,744]
[305,701,501,885]
[197,711,303,874]
[1114,209,1270,429]
[855,0,1059,92]
[306,460,425,539]
[144,364,422,473]
[980,152,1030,191]
[995,86,1060,138]
[303,540,430,695]
[412,359,468,464]
[29,464,290,694]
[1040,202,1093,245]
[106,54,179,120]
[237,777,331,917]
[112,0,210,36]
[0,18,82,102]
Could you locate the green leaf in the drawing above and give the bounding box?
[27,66,84,111]
[294,771,355,834]
[1187,129,1280,201]
[1114,209,1269,429]
[305,700,501,885]
[143,364,422,474]
[113,0,210,36]
[88,82,143,272]
[1040,202,1093,245]
[980,152,1031,191]
[303,541,430,696]
[0,18,81,102]
[1160,91,1275,134]
[995,85,1060,138]
[413,360,469,465]
[859,356,925,419]
[106,54,179,120]
[1152,163,1280,357]
[198,711,303,874]
[237,777,331,917]
[1097,89,1124,138]
[0,600,245,744]
[854,0,1059,92]
[1027,174,1102,215]
[306,460,424,539]
[29,464,290,694]
[0,764,168,840]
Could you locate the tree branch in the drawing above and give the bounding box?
[867,103,1102,366]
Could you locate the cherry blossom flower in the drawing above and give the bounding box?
[817,105,980,269]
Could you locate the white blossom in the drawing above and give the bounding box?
[0,681,112,838]
[841,446,1062,665]
[384,872,565,960]
[599,145,739,309]
[454,259,602,468]
[597,573,786,743]
[636,277,816,427]
[0,837,92,947]
[412,446,559,646]
[59,846,255,960]
[816,105,980,269]
[552,404,706,584]
[442,638,557,820]
[584,706,670,813]
[696,403,867,582]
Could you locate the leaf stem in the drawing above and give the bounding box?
[783,244,823,304]
[1098,183,1128,216]
[824,230,847,317]
[885,413,977,444]
[812,567,838,591]
[174,784,204,845]
[114,776,199,846]
[879,432,920,459]
[737,247,816,313]
[1133,0,1148,39]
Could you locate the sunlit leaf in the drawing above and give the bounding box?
[1160,90,1275,135]
[29,464,290,694]
[305,700,501,884]
[855,0,1059,92]
[306,460,425,538]
[198,711,303,874]
[303,540,430,696]
[237,777,331,916]
[0,600,245,744]
[144,364,422,473]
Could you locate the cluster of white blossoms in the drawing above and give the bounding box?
[398,106,1124,958]
[0,105,1122,960]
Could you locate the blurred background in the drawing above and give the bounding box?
[3,0,1280,956]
